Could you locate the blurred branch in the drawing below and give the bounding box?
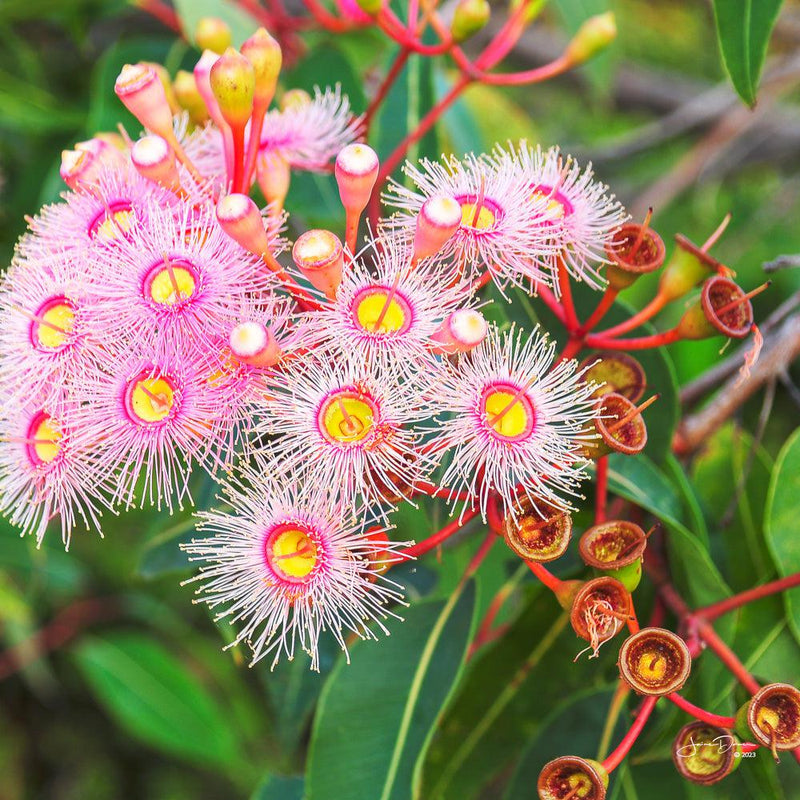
[764,254,800,272]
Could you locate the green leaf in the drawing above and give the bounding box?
[712,0,783,106]
[172,0,261,47]
[251,775,304,800]
[764,426,800,644]
[137,517,196,579]
[73,632,243,772]
[306,581,477,800]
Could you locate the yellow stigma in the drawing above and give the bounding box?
[35,302,75,349]
[532,190,567,220]
[566,771,594,797]
[32,416,62,464]
[320,391,375,443]
[148,264,197,305]
[96,208,135,240]
[637,651,667,682]
[355,291,407,334]
[756,705,781,735]
[269,527,318,580]
[129,376,175,422]
[484,388,531,439]
[460,201,496,230]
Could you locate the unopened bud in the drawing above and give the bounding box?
[229,321,282,367]
[131,135,181,191]
[194,16,232,54]
[335,144,379,215]
[355,0,382,14]
[173,70,210,124]
[241,28,282,107]
[194,50,223,123]
[280,88,312,112]
[210,47,255,128]
[60,148,101,190]
[256,150,291,210]
[413,196,462,261]
[509,0,547,26]
[292,229,344,299]
[115,63,175,140]
[451,0,490,42]
[430,308,488,354]
[565,12,617,66]
[143,61,180,114]
[216,193,271,255]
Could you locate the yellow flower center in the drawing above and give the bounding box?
[483,385,534,440]
[28,414,62,465]
[637,651,667,682]
[460,201,496,231]
[32,298,75,350]
[146,261,197,305]
[319,390,376,444]
[354,289,410,334]
[90,203,135,240]
[268,526,318,581]
[126,374,176,423]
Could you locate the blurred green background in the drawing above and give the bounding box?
[1,1,799,798]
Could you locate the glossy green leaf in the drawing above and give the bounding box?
[137,516,195,579]
[306,581,476,800]
[73,633,243,772]
[252,775,304,800]
[764,426,800,643]
[712,0,783,107]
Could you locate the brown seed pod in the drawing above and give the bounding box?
[570,576,630,656]
[745,683,800,751]
[605,223,665,291]
[537,755,608,800]
[701,276,753,339]
[578,351,646,403]
[579,521,647,570]
[671,721,739,785]
[588,393,648,457]
[502,495,572,563]
[618,627,691,696]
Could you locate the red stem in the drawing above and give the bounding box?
[585,327,682,351]
[578,287,619,336]
[595,456,608,524]
[593,291,669,339]
[557,258,580,333]
[526,560,564,593]
[602,696,659,773]
[399,507,480,559]
[696,573,800,622]
[667,693,737,728]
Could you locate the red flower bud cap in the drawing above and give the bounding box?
[216,194,271,256]
[292,229,345,299]
[256,150,291,210]
[672,722,740,785]
[618,627,692,696]
[131,135,181,191]
[335,144,379,215]
[114,63,174,140]
[538,755,608,800]
[60,148,100,190]
[430,308,488,354]
[229,321,282,368]
[241,28,282,106]
[413,196,462,261]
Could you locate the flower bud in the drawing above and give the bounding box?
[586,392,649,458]
[114,63,175,139]
[364,528,394,576]
[579,520,647,592]
[241,28,282,107]
[143,61,180,114]
[355,0,382,14]
[173,70,210,124]
[578,351,646,403]
[451,0,490,42]
[604,222,665,291]
[538,756,608,800]
[335,143,379,215]
[194,16,232,54]
[659,233,725,301]
[676,276,753,341]
[216,193,271,255]
[194,50,223,122]
[256,150,291,210]
[60,148,101,190]
[565,12,617,66]
[280,88,312,112]
[502,495,572,563]
[430,308,488,354]
[210,47,255,129]
[229,321,282,368]
[292,229,344,299]
[131,135,181,191]
[672,722,741,785]
[570,576,630,656]
[739,683,800,752]
[413,195,462,262]
[618,627,691,696]
[509,0,547,26]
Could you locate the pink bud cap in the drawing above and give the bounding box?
[60,148,102,190]
[193,50,223,124]
[76,137,125,169]
[431,309,488,354]
[131,135,181,191]
[216,194,271,255]
[114,63,174,139]
[335,143,379,214]
[256,150,291,209]
[414,195,462,261]
[292,229,344,299]
[229,321,282,367]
